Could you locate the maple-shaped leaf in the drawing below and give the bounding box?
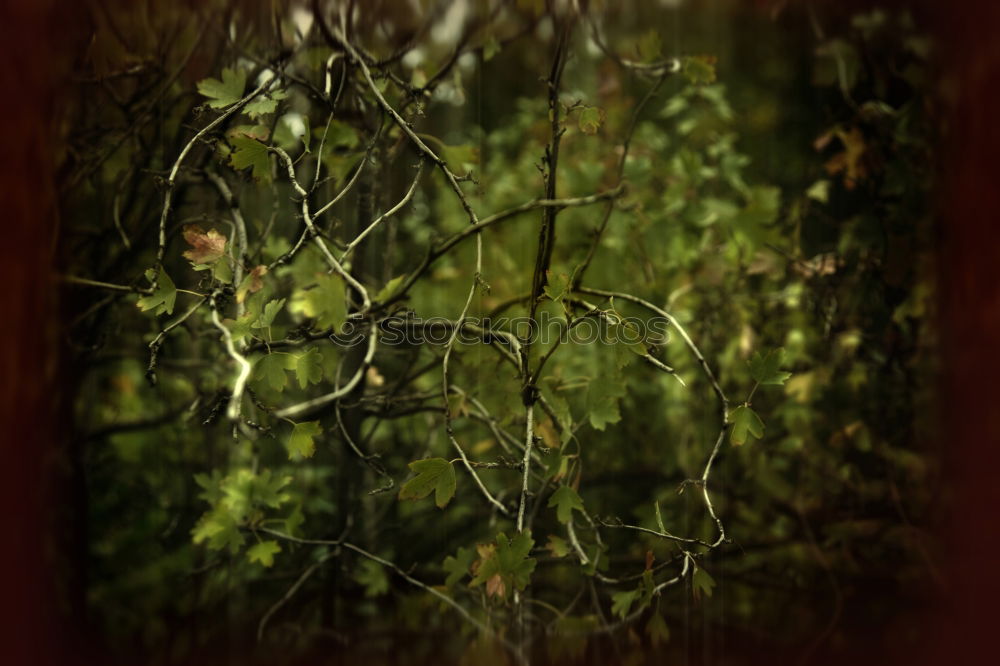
[247,540,281,567]
[235,265,267,304]
[253,298,286,329]
[253,352,295,392]
[286,420,321,460]
[292,348,324,389]
[228,135,271,181]
[136,267,176,316]
[543,270,571,305]
[398,458,456,509]
[197,67,246,108]
[244,88,288,120]
[182,225,227,265]
[611,588,640,619]
[547,485,585,524]
[748,348,792,385]
[682,55,717,85]
[223,311,257,345]
[470,531,536,600]
[730,405,764,445]
[646,612,671,647]
[692,564,716,602]
[354,559,389,598]
[443,546,476,587]
[587,393,621,431]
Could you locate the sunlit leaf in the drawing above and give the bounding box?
[578,106,605,135]
[292,348,324,389]
[247,540,281,567]
[287,420,321,460]
[197,68,246,108]
[682,55,717,85]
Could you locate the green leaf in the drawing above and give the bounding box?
[730,405,764,445]
[375,274,408,303]
[748,348,792,385]
[290,273,347,332]
[247,540,281,567]
[439,143,479,172]
[646,612,670,647]
[287,421,321,460]
[807,179,830,203]
[254,353,294,392]
[692,564,715,602]
[224,311,257,345]
[547,485,585,524]
[253,298,286,329]
[274,114,309,151]
[611,588,640,619]
[613,320,647,368]
[212,259,232,283]
[252,469,294,508]
[581,542,609,577]
[578,106,605,135]
[136,267,176,316]
[284,504,305,535]
[244,88,287,120]
[653,500,666,533]
[483,35,500,61]
[682,55,717,85]
[587,394,621,431]
[354,559,389,597]
[191,509,244,553]
[300,46,333,71]
[398,458,457,509]
[293,348,324,389]
[470,532,536,599]
[543,270,571,305]
[316,119,359,151]
[637,29,661,63]
[197,68,246,108]
[546,535,570,558]
[443,546,475,587]
[228,135,271,181]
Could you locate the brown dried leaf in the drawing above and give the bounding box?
[485,573,506,599]
[182,225,227,265]
[236,265,268,303]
